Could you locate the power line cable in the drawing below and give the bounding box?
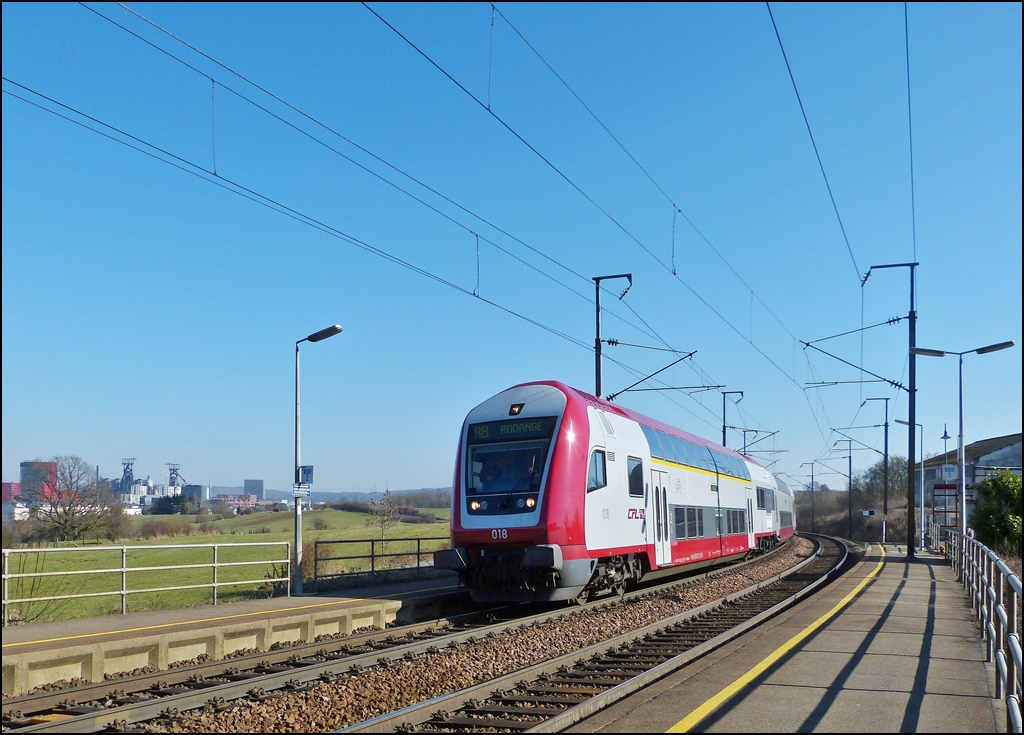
[492,2,800,343]
[904,2,918,263]
[95,2,780,436]
[765,2,860,282]
[83,2,664,347]
[6,76,734,439]
[364,2,804,391]
[2,79,595,353]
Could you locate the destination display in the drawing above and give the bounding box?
[467,416,557,444]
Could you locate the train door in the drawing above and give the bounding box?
[651,469,671,566]
[745,487,755,551]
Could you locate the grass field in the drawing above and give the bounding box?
[2,508,451,625]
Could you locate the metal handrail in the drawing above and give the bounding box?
[947,530,1022,733]
[312,536,449,590]
[2,542,291,626]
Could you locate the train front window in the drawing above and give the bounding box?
[465,416,556,515]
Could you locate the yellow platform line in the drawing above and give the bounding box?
[668,543,886,732]
[3,584,452,649]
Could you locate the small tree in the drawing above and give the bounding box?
[32,455,109,543]
[369,487,398,546]
[972,470,1022,554]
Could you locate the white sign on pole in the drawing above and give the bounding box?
[292,486,311,498]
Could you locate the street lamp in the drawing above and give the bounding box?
[721,391,743,448]
[911,340,1015,537]
[294,324,343,594]
[863,398,890,543]
[895,418,924,549]
[862,261,918,559]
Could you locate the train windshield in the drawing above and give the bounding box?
[465,416,556,513]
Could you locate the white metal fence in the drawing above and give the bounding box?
[947,530,1022,733]
[2,541,291,626]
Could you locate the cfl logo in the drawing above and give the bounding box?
[627,508,645,520]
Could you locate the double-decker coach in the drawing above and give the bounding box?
[435,381,794,603]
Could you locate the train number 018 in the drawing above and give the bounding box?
[491,529,508,540]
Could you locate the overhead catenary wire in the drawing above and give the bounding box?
[363,2,806,393]
[4,76,730,437]
[1,80,593,353]
[93,1,778,437]
[492,2,800,343]
[82,2,664,347]
[765,2,860,283]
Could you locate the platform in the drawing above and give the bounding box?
[568,543,1003,733]
[2,572,463,698]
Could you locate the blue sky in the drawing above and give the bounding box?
[3,3,1020,495]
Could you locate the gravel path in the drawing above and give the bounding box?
[148,536,815,733]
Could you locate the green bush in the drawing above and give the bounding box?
[972,470,1022,555]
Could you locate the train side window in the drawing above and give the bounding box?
[674,507,686,539]
[656,431,677,463]
[686,506,698,538]
[627,457,644,497]
[698,447,713,472]
[641,426,664,460]
[587,450,607,492]
[668,435,686,466]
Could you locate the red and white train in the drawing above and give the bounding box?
[435,381,795,603]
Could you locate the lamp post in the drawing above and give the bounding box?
[862,261,918,559]
[895,418,924,549]
[863,398,890,543]
[294,324,343,594]
[911,340,1015,537]
[593,274,632,399]
[721,391,743,448]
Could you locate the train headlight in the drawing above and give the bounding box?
[517,498,525,508]
[526,497,536,508]
[470,500,481,511]
[481,500,488,510]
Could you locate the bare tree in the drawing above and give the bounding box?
[369,486,398,546]
[32,455,109,542]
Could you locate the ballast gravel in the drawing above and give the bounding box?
[147,536,815,733]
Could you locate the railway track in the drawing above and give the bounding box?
[346,534,849,733]
[1,536,833,734]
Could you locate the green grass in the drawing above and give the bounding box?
[3,509,451,625]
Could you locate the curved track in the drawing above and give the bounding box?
[342,534,849,733]
[1,536,839,734]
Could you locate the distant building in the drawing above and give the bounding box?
[2,482,21,502]
[2,501,30,521]
[244,479,265,500]
[182,485,205,504]
[923,432,1022,532]
[20,461,56,503]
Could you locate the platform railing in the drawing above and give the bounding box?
[312,536,449,591]
[948,530,1022,733]
[2,541,290,627]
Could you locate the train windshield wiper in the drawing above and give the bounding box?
[498,455,537,508]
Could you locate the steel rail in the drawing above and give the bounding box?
[4,540,800,733]
[341,535,847,733]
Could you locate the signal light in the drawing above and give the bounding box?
[509,403,524,416]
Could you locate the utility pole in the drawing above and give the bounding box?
[721,391,743,448]
[864,398,890,543]
[800,461,816,533]
[863,262,918,559]
[593,274,631,399]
